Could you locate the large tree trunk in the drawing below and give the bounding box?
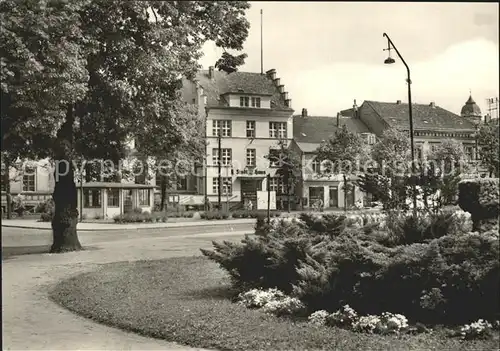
[160,175,167,211]
[4,158,12,219]
[343,174,348,213]
[50,104,82,253]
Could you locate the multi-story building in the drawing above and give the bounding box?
[290,95,485,209]
[340,97,480,161]
[291,108,375,209]
[181,67,294,210]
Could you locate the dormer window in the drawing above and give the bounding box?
[240,96,249,107]
[239,96,261,108]
[251,97,261,108]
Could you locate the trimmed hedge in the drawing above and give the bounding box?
[113,211,168,223]
[458,178,499,232]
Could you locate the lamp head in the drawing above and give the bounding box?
[384,57,396,64]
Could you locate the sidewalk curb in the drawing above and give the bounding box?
[2,219,257,231]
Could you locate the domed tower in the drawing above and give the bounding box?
[460,93,482,126]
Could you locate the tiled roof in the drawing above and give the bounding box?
[293,116,339,143]
[195,69,291,110]
[363,101,476,131]
[293,115,371,143]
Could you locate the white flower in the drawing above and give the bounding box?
[460,319,493,340]
[308,310,330,326]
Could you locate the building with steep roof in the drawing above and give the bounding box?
[180,67,295,210]
[341,98,479,161]
[290,108,375,210]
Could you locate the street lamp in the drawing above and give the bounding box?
[383,32,417,213]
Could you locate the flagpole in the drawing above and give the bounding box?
[260,9,263,74]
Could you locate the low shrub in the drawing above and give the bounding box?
[459,320,494,340]
[200,211,230,220]
[203,211,499,326]
[40,212,53,222]
[458,178,499,231]
[113,211,164,223]
[382,209,471,246]
[38,198,55,222]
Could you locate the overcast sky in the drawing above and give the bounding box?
[199,2,499,118]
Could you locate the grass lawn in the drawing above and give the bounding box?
[49,256,498,351]
[2,245,52,260]
[2,245,98,260]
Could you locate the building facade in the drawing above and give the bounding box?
[182,67,295,210]
[291,108,375,209]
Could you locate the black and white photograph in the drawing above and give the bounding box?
[1,1,499,350]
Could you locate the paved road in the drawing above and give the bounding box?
[2,224,253,350]
[2,222,255,247]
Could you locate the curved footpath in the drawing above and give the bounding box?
[2,225,251,350]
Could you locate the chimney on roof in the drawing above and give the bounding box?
[353,99,358,118]
[266,69,276,80]
[396,100,402,104]
[278,84,285,93]
[301,108,308,117]
[429,101,435,108]
[273,78,280,87]
[208,66,214,79]
[337,112,340,127]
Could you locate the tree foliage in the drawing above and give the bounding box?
[358,128,412,211]
[1,0,250,251]
[476,119,499,177]
[266,139,302,211]
[316,125,366,209]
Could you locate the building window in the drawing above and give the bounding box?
[269,177,285,194]
[213,120,231,137]
[269,122,287,139]
[251,97,261,108]
[246,149,256,167]
[1,181,5,192]
[177,176,187,191]
[240,96,249,107]
[212,148,232,166]
[107,189,119,207]
[246,121,255,138]
[138,189,150,206]
[312,158,320,173]
[213,177,232,195]
[368,134,376,145]
[84,189,101,208]
[22,166,36,191]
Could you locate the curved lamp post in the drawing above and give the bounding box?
[383,32,417,213]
